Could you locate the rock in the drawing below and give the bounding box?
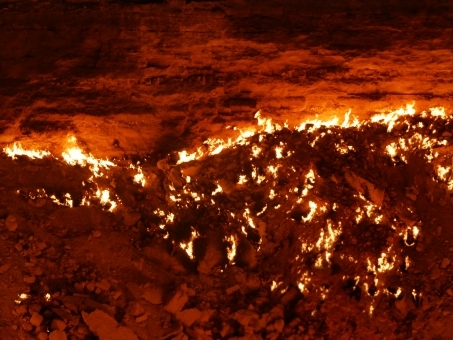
[82,309,138,340]
[34,267,43,276]
[171,333,188,340]
[175,308,202,327]
[35,198,47,208]
[86,282,95,292]
[92,230,101,238]
[49,330,67,340]
[235,237,257,269]
[0,263,11,273]
[274,319,284,333]
[232,309,259,327]
[51,319,66,331]
[157,159,170,171]
[395,294,415,318]
[441,258,451,269]
[24,275,36,284]
[141,287,163,305]
[226,284,241,295]
[37,332,49,340]
[280,287,299,305]
[30,312,44,327]
[186,287,196,297]
[344,172,384,206]
[180,165,201,177]
[135,314,148,323]
[96,279,110,291]
[197,309,214,324]
[431,266,441,280]
[124,212,141,227]
[127,302,145,317]
[113,291,122,300]
[6,215,18,231]
[269,305,284,321]
[416,242,424,252]
[169,167,185,188]
[15,305,28,316]
[22,322,33,331]
[164,291,188,314]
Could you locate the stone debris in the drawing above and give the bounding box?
[82,309,138,340]
[171,333,188,340]
[30,312,44,327]
[441,258,451,269]
[37,332,49,340]
[226,284,241,295]
[49,330,67,340]
[51,319,67,331]
[176,308,202,327]
[5,214,18,231]
[127,301,145,317]
[141,286,163,305]
[23,275,36,284]
[0,263,10,273]
[124,211,141,227]
[164,290,188,315]
[344,172,385,206]
[95,279,111,291]
[4,104,453,340]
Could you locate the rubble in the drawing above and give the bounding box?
[176,308,202,327]
[124,211,141,227]
[3,105,453,339]
[164,290,188,315]
[5,215,18,231]
[49,330,67,340]
[82,310,138,340]
[141,286,163,305]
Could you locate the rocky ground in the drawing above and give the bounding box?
[1,105,453,340]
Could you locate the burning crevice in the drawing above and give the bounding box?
[3,104,453,339]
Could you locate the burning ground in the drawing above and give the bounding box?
[1,104,453,339]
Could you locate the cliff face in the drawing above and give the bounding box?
[1,0,453,158]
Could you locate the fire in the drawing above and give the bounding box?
[226,235,237,263]
[180,229,199,259]
[133,166,146,187]
[371,103,416,132]
[62,137,115,178]
[3,142,51,159]
[95,188,117,212]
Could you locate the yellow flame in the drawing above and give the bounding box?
[62,137,115,177]
[4,142,51,159]
[226,235,237,263]
[371,103,416,132]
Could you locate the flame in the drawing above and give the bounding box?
[180,229,199,259]
[371,103,416,132]
[133,166,146,187]
[212,184,223,195]
[226,235,237,263]
[62,138,115,177]
[302,201,317,222]
[4,142,51,159]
